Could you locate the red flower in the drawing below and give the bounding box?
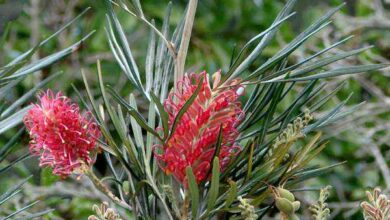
[23,90,100,178]
[155,71,243,184]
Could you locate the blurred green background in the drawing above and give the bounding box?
[0,0,388,219]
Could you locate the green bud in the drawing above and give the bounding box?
[292,201,300,211]
[277,187,295,202]
[275,197,294,214]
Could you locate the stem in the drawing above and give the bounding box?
[368,143,390,189]
[146,171,174,220]
[181,192,190,220]
[124,169,145,217]
[85,167,132,211]
[281,213,288,220]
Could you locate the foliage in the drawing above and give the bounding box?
[0,0,388,219]
[73,0,386,219]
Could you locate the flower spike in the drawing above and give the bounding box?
[155,71,243,185]
[23,90,101,178]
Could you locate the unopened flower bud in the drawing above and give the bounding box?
[275,197,294,214]
[277,187,295,202]
[292,201,300,211]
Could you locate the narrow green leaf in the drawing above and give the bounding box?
[128,0,144,17]
[310,104,348,135]
[257,83,285,142]
[303,97,349,134]
[317,102,365,128]
[81,71,118,156]
[81,71,105,125]
[262,35,354,81]
[291,162,346,184]
[0,189,22,207]
[290,132,322,169]
[225,12,296,81]
[245,3,346,81]
[298,142,328,171]
[120,104,142,165]
[106,25,136,84]
[265,64,388,82]
[245,21,331,81]
[154,2,172,97]
[211,125,224,160]
[3,201,40,220]
[1,72,62,118]
[107,86,162,140]
[116,105,141,168]
[237,13,296,58]
[96,61,143,175]
[0,154,30,173]
[0,106,31,135]
[186,166,199,219]
[150,92,169,139]
[225,179,238,208]
[277,80,318,128]
[0,128,24,161]
[0,176,32,205]
[104,153,120,180]
[128,94,145,150]
[0,21,11,48]
[290,46,373,77]
[103,152,126,198]
[5,7,91,67]
[309,81,346,112]
[2,31,94,83]
[207,157,220,212]
[169,76,204,139]
[242,84,267,117]
[239,83,276,130]
[106,104,140,170]
[106,4,146,99]
[71,83,90,111]
[146,101,156,162]
[145,20,156,94]
[0,60,30,78]
[226,0,297,81]
[246,142,255,180]
[0,79,23,100]
[265,45,371,82]
[15,209,54,220]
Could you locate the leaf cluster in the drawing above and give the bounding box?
[77,0,387,219]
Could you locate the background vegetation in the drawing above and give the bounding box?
[0,0,388,219]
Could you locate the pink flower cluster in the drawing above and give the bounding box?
[23,90,100,178]
[155,71,243,185]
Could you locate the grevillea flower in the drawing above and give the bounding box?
[155,71,243,184]
[23,90,100,178]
